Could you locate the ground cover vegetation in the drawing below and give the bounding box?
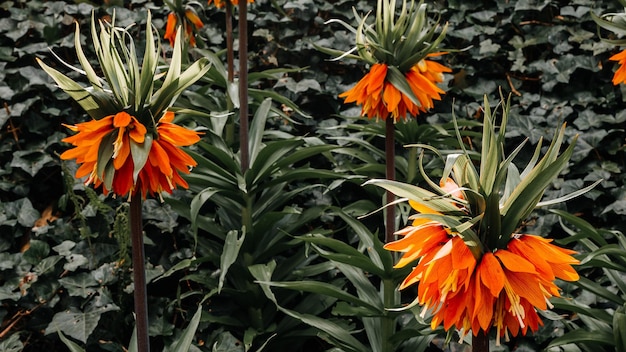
[0,0,625,351]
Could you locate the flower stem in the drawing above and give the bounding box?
[385,118,396,243]
[383,119,397,352]
[382,278,396,352]
[130,192,149,352]
[225,2,235,146]
[407,145,417,184]
[472,330,489,352]
[226,2,234,83]
[239,0,249,173]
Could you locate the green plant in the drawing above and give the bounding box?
[546,209,626,352]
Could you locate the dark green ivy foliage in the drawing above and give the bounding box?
[0,0,625,351]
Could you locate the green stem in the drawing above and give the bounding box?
[407,145,417,184]
[382,278,396,352]
[385,118,396,243]
[472,330,489,352]
[130,192,149,352]
[383,118,397,352]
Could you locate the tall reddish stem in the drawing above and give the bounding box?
[472,330,489,352]
[385,118,395,243]
[226,2,234,83]
[238,0,249,172]
[130,192,149,352]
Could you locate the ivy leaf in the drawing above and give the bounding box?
[58,272,99,298]
[10,150,54,177]
[212,331,244,352]
[44,302,119,343]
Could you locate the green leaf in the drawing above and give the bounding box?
[258,280,382,314]
[138,10,157,112]
[45,304,119,343]
[546,329,614,349]
[299,235,384,277]
[249,262,372,352]
[189,188,221,240]
[58,273,99,298]
[37,58,113,119]
[169,305,203,352]
[573,276,625,305]
[73,22,102,91]
[614,304,626,352]
[23,239,50,265]
[130,134,153,183]
[0,333,24,352]
[249,98,271,165]
[57,330,86,352]
[500,133,577,238]
[219,230,245,293]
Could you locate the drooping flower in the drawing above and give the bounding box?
[208,0,254,9]
[591,9,626,85]
[609,50,626,85]
[324,0,450,121]
[370,96,598,344]
[60,111,200,199]
[386,219,580,344]
[164,8,204,47]
[339,54,451,121]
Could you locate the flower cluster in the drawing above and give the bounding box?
[339,55,451,122]
[164,7,203,47]
[325,0,450,121]
[60,111,200,198]
[369,96,598,343]
[208,0,254,8]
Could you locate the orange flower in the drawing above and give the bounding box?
[163,9,204,47]
[208,0,254,8]
[164,12,178,47]
[609,49,626,85]
[339,54,451,121]
[60,111,201,199]
[385,229,580,344]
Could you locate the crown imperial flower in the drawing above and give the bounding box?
[368,96,599,343]
[208,0,254,8]
[38,11,210,199]
[323,0,450,121]
[164,7,204,47]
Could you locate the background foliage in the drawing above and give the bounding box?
[0,0,625,351]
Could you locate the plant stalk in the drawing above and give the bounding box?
[407,145,417,183]
[472,330,489,352]
[225,1,235,146]
[130,192,149,352]
[385,118,396,243]
[226,2,234,83]
[382,278,396,352]
[239,0,249,173]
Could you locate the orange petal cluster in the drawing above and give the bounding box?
[339,55,451,122]
[610,50,626,85]
[208,0,254,8]
[60,111,201,199]
[385,228,579,344]
[164,9,204,47]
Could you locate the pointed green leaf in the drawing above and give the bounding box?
[170,305,203,352]
[57,330,86,352]
[249,98,272,165]
[219,230,245,293]
[129,134,153,183]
